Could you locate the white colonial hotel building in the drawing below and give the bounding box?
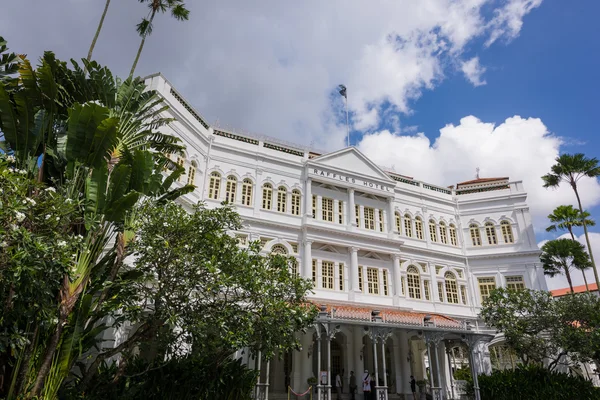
[145,74,547,400]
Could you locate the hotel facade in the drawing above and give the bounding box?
[145,73,547,400]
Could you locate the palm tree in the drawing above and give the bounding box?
[542,153,600,291]
[541,238,592,293]
[87,0,112,62]
[546,205,596,290]
[130,0,190,77]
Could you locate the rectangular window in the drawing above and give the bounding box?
[338,263,345,291]
[460,285,468,305]
[429,221,438,242]
[367,267,379,295]
[424,280,431,301]
[401,277,405,295]
[404,217,413,237]
[415,218,424,240]
[364,207,375,230]
[506,276,525,291]
[312,195,316,219]
[382,269,389,296]
[277,189,286,213]
[395,214,401,233]
[478,277,497,302]
[291,259,299,277]
[355,205,360,228]
[291,192,301,215]
[322,198,333,222]
[358,266,363,292]
[446,279,459,304]
[378,209,384,232]
[241,181,253,206]
[322,261,334,289]
[438,282,445,302]
[262,186,272,210]
[440,224,448,244]
[449,226,458,246]
[312,259,317,284]
[338,201,344,224]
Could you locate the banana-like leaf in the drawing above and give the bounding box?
[60,102,110,165]
[106,163,131,207]
[0,83,19,152]
[105,191,141,222]
[157,184,195,204]
[85,166,108,219]
[128,149,154,194]
[87,116,119,169]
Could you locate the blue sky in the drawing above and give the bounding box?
[2,0,600,289]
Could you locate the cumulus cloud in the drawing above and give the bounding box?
[357,115,600,227]
[0,0,543,149]
[461,56,487,86]
[541,233,600,291]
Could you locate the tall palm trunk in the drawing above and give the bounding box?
[87,0,112,62]
[573,185,600,291]
[130,10,156,77]
[568,228,590,291]
[564,263,574,293]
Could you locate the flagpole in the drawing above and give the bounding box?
[345,94,349,147]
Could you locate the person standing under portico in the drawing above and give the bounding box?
[362,370,371,400]
[349,371,357,400]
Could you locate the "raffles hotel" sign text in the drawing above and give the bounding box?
[311,168,393,192]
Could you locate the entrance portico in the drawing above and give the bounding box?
[252,304,492,400]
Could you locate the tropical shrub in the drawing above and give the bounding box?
[478,365,600,400]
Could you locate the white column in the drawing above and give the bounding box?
[353,327,364,395]
[393,254,401,296]
[317,260,323,289]
[327,337,332,399]
[373,337,379,389]
[316,195,323,221]
[392,342,402,396]
[334,199,340,224]
[359,205,365,229]
[348,188,356,227]
[265,360,271,400]
[382,340,388,388]
[292,346,302,391]
[375,209,381,232]
[351,247,360,292]
[388,198,395,234]
[446,346,456,400]
[301,332,314,390]
[398,331,411,395]
[305,178,312,218]
[235,180,243,203]
[286,189,292,214]
[303,240,312,280]
[253,181,262,216]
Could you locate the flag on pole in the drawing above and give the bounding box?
[338,84,347,99]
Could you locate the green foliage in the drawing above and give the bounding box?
[540,238,591,291]
[454,367,472,381]
[74,354,257,400]
[546,205,595,234]
[478,365,600,400]
[480,288,600,369]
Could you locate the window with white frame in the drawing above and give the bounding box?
[404,214,413,237]
[271,244,287,254]
[322,261,334,289]
[277,186,287,213]
[437,281,445,302]
[367,267,379,295]
[406,266,421,299]
[338,201,344,224]
[379,209,385,232]
[339,263,345,291]
[429,219,438,242]
[485,222,498,245]
[506,276,525,291]
[478,277,496,302]
[470,224,482,246]
[176,156,185,182]
[322,198,333,222]
[312,259,317,284]
[241,179,253,206]
[423,280,431,300]
[225,175,237,203]
[401,276,406,295]
[358,265,364,292]
[449,224,458,246]
[501,220,514,243]
[445,272,459,304]
[439,222,448,244]
[415,217,424,240]
[382,269,389,295]
[395,212,402,233]
[187,162,197,186]
[291,190,301,215]
[312,195,316,218]
[460,285,468,305]
[208,172,221,199]
[364,207,375,230]
[262,183,273,210]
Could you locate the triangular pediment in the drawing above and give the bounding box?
[309,147,394,182]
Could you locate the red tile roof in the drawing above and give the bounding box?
[456,177,509,187]
[551,283,598,297]
[315,302,464,330]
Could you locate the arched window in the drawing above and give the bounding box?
[445,272,459,304]
[439,221,448,244]
[176,155,185,182]
[271,244,288,255]
[415,217,424,240]
[225,175,237,203]
[291,190,301,216]
[449,224,458,246]
[241,179,253,206]
[501,220,514,243]
[208,172,221,199]
[406,266,421,299]
[429,219,438,242]
[277,186,287,213]
[470,224,482,246]
[187,161,197,186]
[485,222,497,245]
[262,183,273,210]
[395,212,402,233]
[404,214,413,237]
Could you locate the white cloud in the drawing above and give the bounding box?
[541,233,600,291]
[486,0,543,46]
[357,115,600,227]
[461,56,487,86]
[0,0,544,149]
